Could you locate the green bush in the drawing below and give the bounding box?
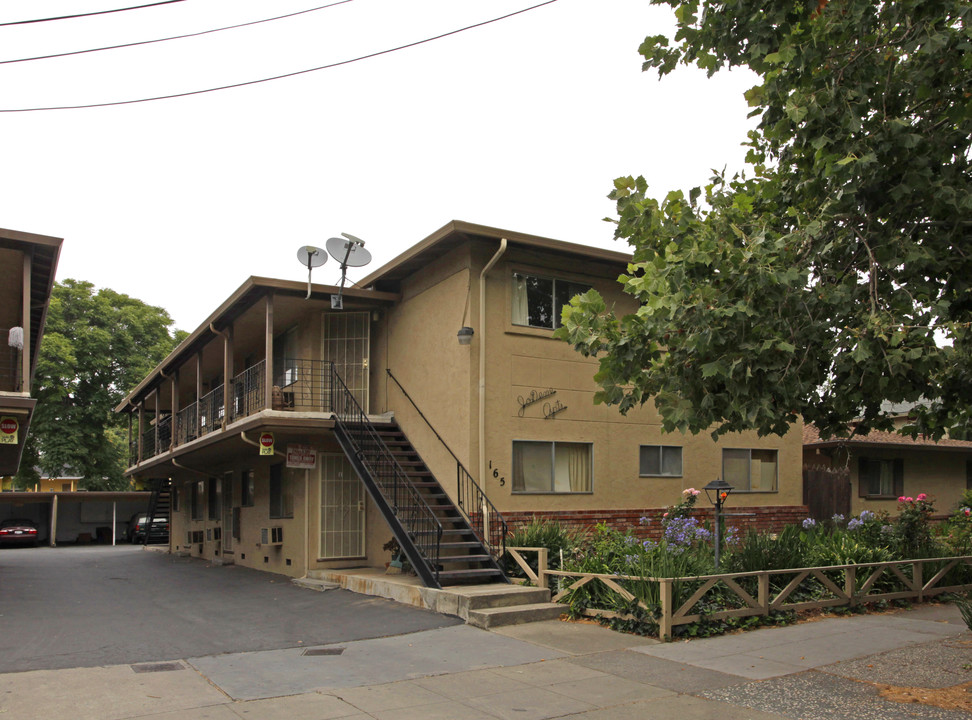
[501,518,580,580]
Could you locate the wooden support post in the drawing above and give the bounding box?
[21,251,31,392]
[537,548,548,589]
[659,578,673,642]
[264,294,274,410]
[845,566,857,607]
[137,402,144,464]
[914,561,924,603]
[170,372,178,450]
[195,352,203,437]
[222,325,233,428]
[758,572,770,616]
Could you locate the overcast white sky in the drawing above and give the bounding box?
[0,0,756,332]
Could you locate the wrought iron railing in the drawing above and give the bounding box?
[386,369,507,559]
[330,363,443,585]
[232,360,266,422]
[175,402,198,445]
[272,358,333,412]
[129,436,139,466]
[141,425,156,460]
[157,414,172,453]
[0,331,22,393]
[198,385,224,437]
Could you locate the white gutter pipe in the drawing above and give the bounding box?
[479,238,507,493]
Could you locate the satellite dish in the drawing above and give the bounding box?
[325,233,373,308]
[296,246,327,299]
[326,235,372,268]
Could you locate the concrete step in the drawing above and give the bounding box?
[458,585,552,610]
[466,602,565,629]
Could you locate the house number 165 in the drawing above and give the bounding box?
[488,460,506,487]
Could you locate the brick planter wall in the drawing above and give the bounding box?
[502,505,811,540]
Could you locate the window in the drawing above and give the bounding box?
[511,273,591,330]
[269,463,294,518]
[207,477,221,520]
[273,327,299,387]
[858,457,903,498]
[639,445,682,477]
[241,469,255,507]
[191,480,203,520]
[723,449,778,492]
[512,441,592,493]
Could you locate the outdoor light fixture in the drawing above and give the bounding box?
[703,478,734,570]
[457,326,474,346]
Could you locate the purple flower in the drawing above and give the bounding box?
[847,518,863,531]
[802,518,817,530]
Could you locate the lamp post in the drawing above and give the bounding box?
[703,478,734,570]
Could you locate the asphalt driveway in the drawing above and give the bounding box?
[0,545,460,673]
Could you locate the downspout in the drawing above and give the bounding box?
[479,238,507,493]
[171,458,210,477]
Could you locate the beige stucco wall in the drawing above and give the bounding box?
[847,448,970,516]
[375,240,804,515]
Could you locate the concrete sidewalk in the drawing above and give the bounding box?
[3,603,969,720]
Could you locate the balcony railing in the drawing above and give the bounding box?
[131,358,337,466]
[0,331,23,393]
[272,359,333,413]
[232,360,266,422]
[176,402,198,445]
[198,385,224,438]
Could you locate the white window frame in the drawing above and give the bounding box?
[511,272,591,330]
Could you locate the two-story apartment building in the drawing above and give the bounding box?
[116,221,806,588]
[0,228,61,478]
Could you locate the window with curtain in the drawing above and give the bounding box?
[722,448,778,492]
[511,273,591,329]
[639,445,682,477]
[858,457,903,498]
[512,441,592,493]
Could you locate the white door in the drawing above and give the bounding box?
[319,454,365,558]
[323,312,370,410]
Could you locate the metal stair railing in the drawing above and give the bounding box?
[143,478,171,546]
[329,363,443,587]
[386,369,508,559]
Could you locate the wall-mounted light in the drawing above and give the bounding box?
[457,327,474,346]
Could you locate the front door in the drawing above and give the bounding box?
[323,312,370,410]
[319,454,365,559]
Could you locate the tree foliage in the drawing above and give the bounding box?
[558,0,971,439]
[15,280,184,490]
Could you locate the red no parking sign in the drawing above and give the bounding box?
[0,416,17,445]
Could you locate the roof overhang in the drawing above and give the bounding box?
[358,220,632,292]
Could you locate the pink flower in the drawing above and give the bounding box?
[898,496,906,502]
[663,512,669,518]
[916,493,927,501]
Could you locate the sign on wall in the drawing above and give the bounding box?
[259,432,274,456]
[286,444,317,469]
[0,416,18,445]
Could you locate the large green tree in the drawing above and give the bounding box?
[15,280,184,490]
[558,0,971,440]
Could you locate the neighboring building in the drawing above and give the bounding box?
[116,221,806,587]
[804,422,972,516]
[0,228,62,478]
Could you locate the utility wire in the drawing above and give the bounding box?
[0,0,185,27]
[0,0,561,112]
[0,0,357,66]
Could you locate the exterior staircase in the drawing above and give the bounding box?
[143,478,171,545]
[330,366,507,589]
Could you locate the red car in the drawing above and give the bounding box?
[0,518,39,547]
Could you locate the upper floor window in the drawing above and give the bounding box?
[512,273,591,330]
[723,448,778,492]
[639,445,682,477]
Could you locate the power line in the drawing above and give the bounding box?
[0,0,562,112]
[0,0,186,27]
[0,0,357,66]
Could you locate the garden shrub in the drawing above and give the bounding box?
[501,518,580,580]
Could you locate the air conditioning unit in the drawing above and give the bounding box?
[260,527,283,546]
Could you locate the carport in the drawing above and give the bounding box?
[0,491,151,545]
